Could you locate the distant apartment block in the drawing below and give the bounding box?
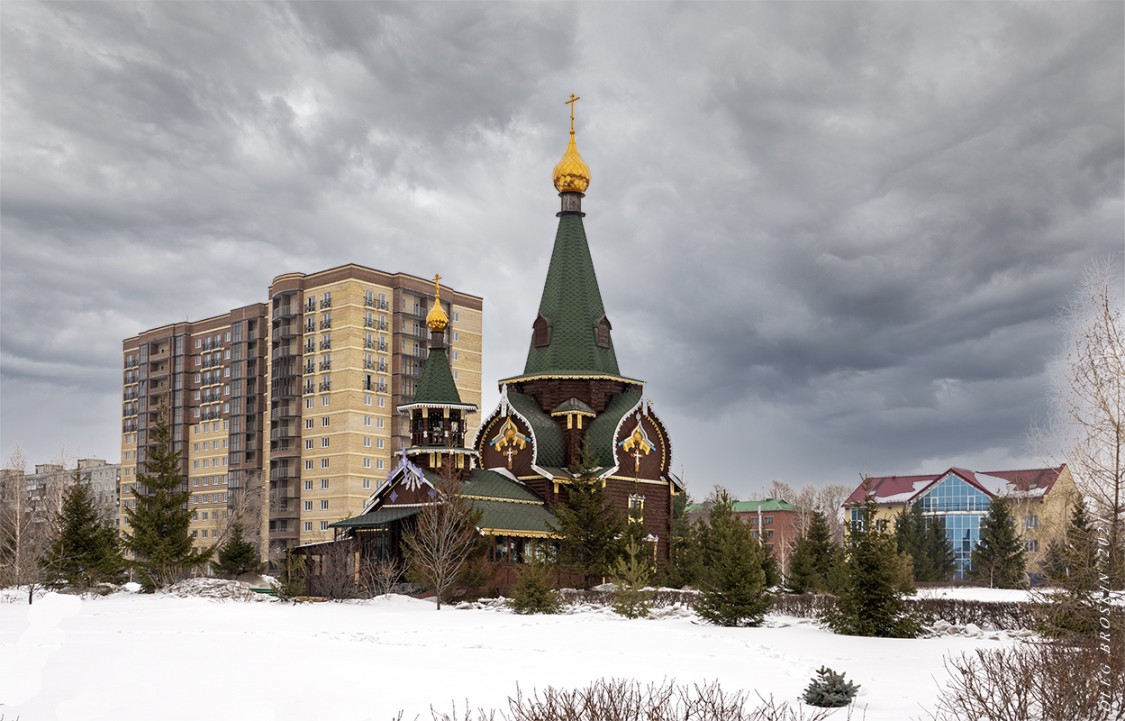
[120,264,482,568]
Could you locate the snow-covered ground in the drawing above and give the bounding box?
[1,588,1029,721]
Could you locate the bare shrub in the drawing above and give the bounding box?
[930,639,1125,721]
[360,555,405,597]
[412,679,855,721]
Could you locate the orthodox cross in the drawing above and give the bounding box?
[633,447,643,474]
[433,273,442,295]
[505,445,517,469]
[565,93,581,134]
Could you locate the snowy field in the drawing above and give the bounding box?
[1,587,1031,721]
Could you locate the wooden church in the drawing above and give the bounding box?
[304,97,682,591]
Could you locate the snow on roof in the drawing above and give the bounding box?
[845,465,1065,506]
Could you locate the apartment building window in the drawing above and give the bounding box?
[304,501,313,511]
[321,416,330,427]
[376,459,385,470]
[364,395,373,406]
[377,397,386,408]
[321,479,329,489]
[304,522,313,532]
[363,479,371,489]
[306,398,314,409]
[1025,539,1040,553]
[377,417,385,428]
[364,437,372,448]
[321,395,330,406]
[376,438,385,450]
[363,458,372,469]
[453,331,460,342]
[304,460,313,470]
[304,480,313,490]
[1025,515,1039,529]
[320,459,329,469]
[320,521,330,531]
[305,439,314,450]
[452,351,459,361]
[452,311,460,322]
[305,419,314,429]
[321,437,330,448]
[364,416,372,426]
[321,292,332,308]
[320,500,329,510]
[764,516,774,525]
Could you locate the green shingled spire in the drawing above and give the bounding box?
[413,345,464,405]
[522,213,621,377]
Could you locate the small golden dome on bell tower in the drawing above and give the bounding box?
[426,274,449,333]
[552,93,591,194]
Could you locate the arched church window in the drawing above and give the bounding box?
[533,315,551,347]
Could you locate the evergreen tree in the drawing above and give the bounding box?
[611,537,655,618]
[508,560,561,614]
[970,497,1026,588]
[664,492,705,588]
[1036,500,1101,637]
[214,522,261,578]
[784,510,842,594]
[43,476,124,588]
[694,489,771,626]
[550,439,626,587]
[823,491,921,638]
[894,503,954,583]
[123,405,211,589]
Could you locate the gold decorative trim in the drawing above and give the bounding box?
[478,528,558,539]
[462,495,542,505]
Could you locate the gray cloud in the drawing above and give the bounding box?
[1,2,1121,498]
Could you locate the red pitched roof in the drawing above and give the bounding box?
[844,465,1067,507]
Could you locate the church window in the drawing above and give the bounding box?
[533,315,551,347]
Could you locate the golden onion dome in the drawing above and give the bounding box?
[553,93,590,194]
[426,274,449,333]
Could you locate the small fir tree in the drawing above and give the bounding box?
[1036,500,1101,637]
[508,560,561,615]
[550,439,627,587]
[611,538,655,618]
[894,503,955,583]
[823,489,921,638]
[784,510,842,594]
[694,489,771,626]
[664,492,705,588]
[802,667,860,708]
[923,514,956,582]
[123,405,211,589]
[43,476,124,588]
[970,497,1026,588]
[214,522,261,578]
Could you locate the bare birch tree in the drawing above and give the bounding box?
[815,483,854,546]
[402,473,482,610]
[1047,261,1124,587]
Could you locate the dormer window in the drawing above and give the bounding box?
[595,316,612,348]
[533,315,551,348]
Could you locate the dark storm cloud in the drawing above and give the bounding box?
[1,2,1121,496]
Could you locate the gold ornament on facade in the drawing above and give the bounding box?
[426,273,449,333]
[552,93,591,194]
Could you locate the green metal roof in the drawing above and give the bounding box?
[331,506,421,529]
[506,391,565,467]
[463,469,543,503]
[685,499,799,515]
[584,390,643,467]
[552,397,595,415]
[413,346,463,405]
[521,214,621,377]
[473,498,558,536]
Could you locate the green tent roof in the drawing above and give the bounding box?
[412,346,463,405]
[584,390,643,467]
[473,498,558,536]
[331,506,421,529]
[521,214,621,377]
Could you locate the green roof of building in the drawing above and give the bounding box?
[473,498,558,536]
[507,391,565,467]
[331,506,421,529]
[685,499,800,515]
[412,346,463,406]
[552,397,595,415]
[463,469,543,503]
[521,214,621,377]
[584,390,643,467]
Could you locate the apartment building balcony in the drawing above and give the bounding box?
[318,360,331,371]
[318,381,331,392]
[319,341,331,350]
[274,306,295,320]
[320,298,332,309]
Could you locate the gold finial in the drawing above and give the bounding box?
[426,273,449,333]
[553,93,590,193]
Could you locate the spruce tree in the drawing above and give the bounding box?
[970,497,1026,588]
[664,492,705,588]
[214,522,261,578]
[784,510,841,594]
[894,503,954,583]
[923,514,955,582]
[551,439,626,587]
[1036,500,1101,637]
[123,405,211,589]
[611,537,655,618]
[43,476,124,588]
[508,560,561,614]
[695,489,771,626]
[823,492,921,638]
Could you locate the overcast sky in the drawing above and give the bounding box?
[1,2,1122,499]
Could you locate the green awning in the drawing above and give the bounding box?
[331,506,421,529]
